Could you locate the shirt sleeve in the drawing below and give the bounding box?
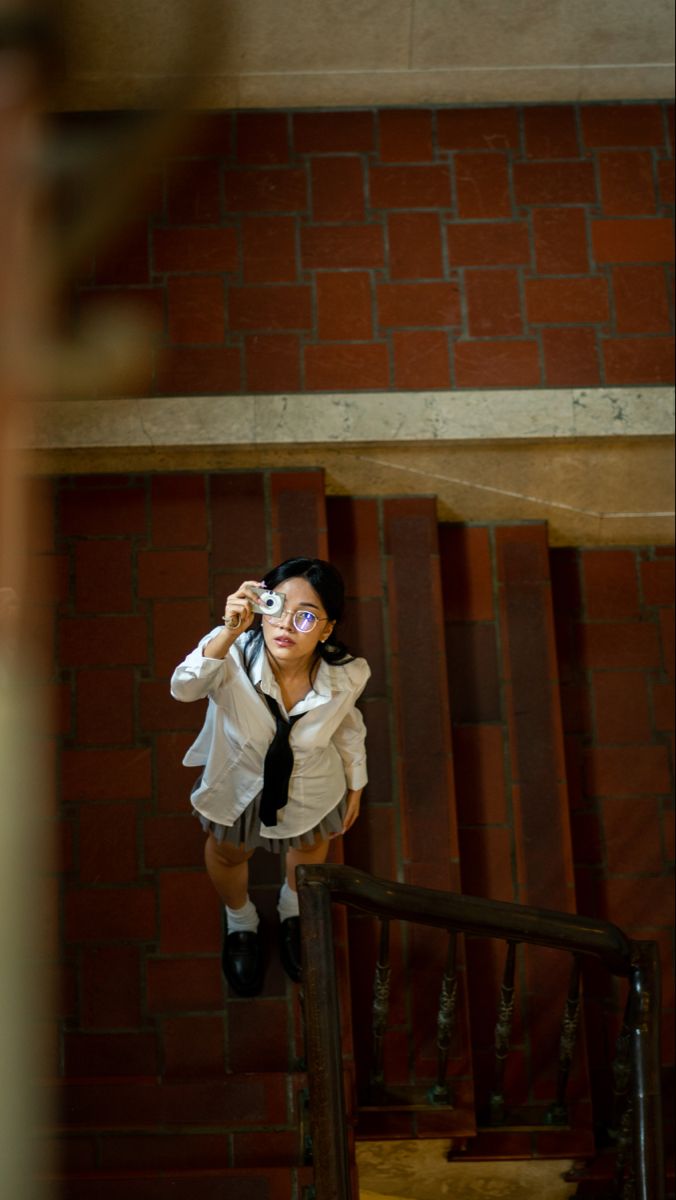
[331,659,371,790]
[332,704,368,790]
[170,628,238,703]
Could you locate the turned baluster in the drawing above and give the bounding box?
[546,956,582,1125]
[428,932,458,1105]
[370,919,392,1089]
[489,941,518,1125]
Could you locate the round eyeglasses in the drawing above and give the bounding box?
[264,608,329,634]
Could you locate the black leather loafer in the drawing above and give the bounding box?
[279,916,302,983]
[222,926,265,997]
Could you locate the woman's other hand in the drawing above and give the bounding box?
[332,788,362,837]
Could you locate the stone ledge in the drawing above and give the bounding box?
[29,388,675,449]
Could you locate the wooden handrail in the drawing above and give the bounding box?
[297,863,664,1200]
[299,863,632,971]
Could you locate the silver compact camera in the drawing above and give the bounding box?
[250,587,285,617]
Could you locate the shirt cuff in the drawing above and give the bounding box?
[344,762,368,791]
[181,638,233,684]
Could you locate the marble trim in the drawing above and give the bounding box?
[29,387,675,450]
[233,64,676,108]
[61,64,676,110]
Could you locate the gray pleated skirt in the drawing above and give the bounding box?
[193,788,348,854]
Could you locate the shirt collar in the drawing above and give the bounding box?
[247,637,336,705]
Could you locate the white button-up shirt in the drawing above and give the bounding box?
[170,630,370,838]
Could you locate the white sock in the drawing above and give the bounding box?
[277,880,299,922]
[225,896,259,934]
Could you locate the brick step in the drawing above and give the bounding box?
[48,1072,311,1179]
[355,1095,478,1142]
[56,1127,309,1174]
[51,1072,302,1131]
[42,1166,309,1200]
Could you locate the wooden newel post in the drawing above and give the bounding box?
[297,868,353,1200]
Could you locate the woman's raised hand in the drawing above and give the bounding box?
[222,580,263,636]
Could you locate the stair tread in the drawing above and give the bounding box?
[49,1071,303,1084]
[48,1072,306,1131]
[41,1164,305,1200]
[45,1166,299,1179]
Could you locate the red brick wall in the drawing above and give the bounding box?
[71,102,675,395]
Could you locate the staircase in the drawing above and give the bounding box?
[44,466,672,1197]
[51,1073,312,1197]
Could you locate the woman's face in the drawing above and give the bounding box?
[261,576,335,668]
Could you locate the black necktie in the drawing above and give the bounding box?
[260,694,304,827]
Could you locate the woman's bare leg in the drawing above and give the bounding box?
[207,836,264,996]
[285,836,331,892]
[204,834,255,909]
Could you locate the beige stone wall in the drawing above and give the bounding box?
[56,0,674,109]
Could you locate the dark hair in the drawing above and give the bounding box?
[244,557,354,669]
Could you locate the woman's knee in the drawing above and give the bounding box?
[205,834,254,868]
[287,837,330,864]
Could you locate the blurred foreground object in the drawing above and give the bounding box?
[0,8,53,1196]
[0,3,227,1196]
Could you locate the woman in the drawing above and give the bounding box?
[171,557,370,997]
